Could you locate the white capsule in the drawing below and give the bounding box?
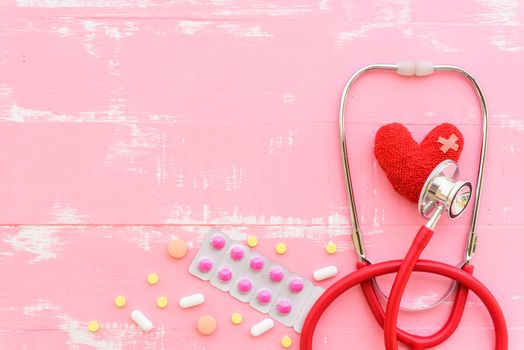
[131,310,153,332]
[179,293,205,309]
[250,318,274,337]
[313,265,338,281]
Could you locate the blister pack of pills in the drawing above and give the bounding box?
[189,230,325,333]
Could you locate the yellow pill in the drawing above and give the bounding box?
[156,296,168,308]
[325,241,337,255]
[231,312,243,325]
[114,295,126,308]
[147,273,159,285]
[275,242,287,255]
[281,335,293,348]
[87,320,100,333]
[246,235,259,248]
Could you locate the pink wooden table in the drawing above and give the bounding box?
[1,1,523,349]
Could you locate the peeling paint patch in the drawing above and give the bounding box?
[52,203,88,224]
[417,33,458,53]
[282,92,295,105]
[176,21,211,36]
[217,24,273,38]
[3,226,61,263]
[491,34,523,52]
[269,128,297,154]
[17,0,150,8]
[24,300,60,316]
[476,0,519,25]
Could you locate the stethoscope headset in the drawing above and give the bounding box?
[300,62,508,349]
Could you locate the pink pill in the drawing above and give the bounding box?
[198,258,213,273]
[218,268,232,282]
[256,289,272,304]
[237,278,252,293]
[269,267,284,283]
[230,246,244,261]
[211,234,226,250]
[250,256,265,271]
[277,300,292,315]
[289,278,303,293]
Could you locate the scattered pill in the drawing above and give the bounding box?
[277,300,292,315]
[325,241,337,255]
[218,268,233,282]
[281,335,293,348]
[179,293,205,309]
[131,310,153,332]
[168,239,188,259]
[230,246,244,261]
[289,278,304,293]
[114,295,126,308]
[87,320,99,333]
[198,258,213,273]
[257,289,272,304]
[275,242,287,255]
[156,296,168,308]
[250,318,274,337]
[237,278,252,293]
[197,314,217,336]
[269,267,284,283]
[231,312,243,325]
[211,234,226,250]
[250,256,265,271]
[246,235,259,248]
[147,273,159,285]
[313,265,339,281]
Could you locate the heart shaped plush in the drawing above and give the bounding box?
[374,123,464,202]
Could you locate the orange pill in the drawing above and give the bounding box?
[197,314,217,336]
[168,239,188,259]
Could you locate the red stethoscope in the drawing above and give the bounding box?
[300,62,508,349]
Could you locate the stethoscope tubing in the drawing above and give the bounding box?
[300,258,508,350]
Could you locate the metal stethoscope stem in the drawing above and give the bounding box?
[339,63,488,310]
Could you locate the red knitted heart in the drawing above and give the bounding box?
[374,123,464,202]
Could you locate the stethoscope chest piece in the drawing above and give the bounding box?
[418,159,472,219]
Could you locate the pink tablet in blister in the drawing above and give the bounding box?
[269,274,314,327]
[249,263,288,314]
[210,243,251,292]
[189,230,231,281]
[230,253,270,302]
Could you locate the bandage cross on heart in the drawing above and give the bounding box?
[374,123,464,202]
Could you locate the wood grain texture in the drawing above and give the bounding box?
[0,0,523,349]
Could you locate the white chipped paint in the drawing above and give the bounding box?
[282,92,295,105]
[319,0,330,10]
[217,24,273,38]
[269,128,297,154]
[491,35,523,52]
[23,300,60,316]
[476,0,519,25]
[176,21,211,36]
[105,124,164,172]
[212,5,311,17]
[224,165,243,191]
[129,227,163,251]
[338,0,411,43]
[58,314,159,350]
[4,226,61,263]
[7,103,135,122]
[52,203,87,224]
[416,33,458,53]
[17,0,149,7]
[52,26,73,37]
[493,113,524,130]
